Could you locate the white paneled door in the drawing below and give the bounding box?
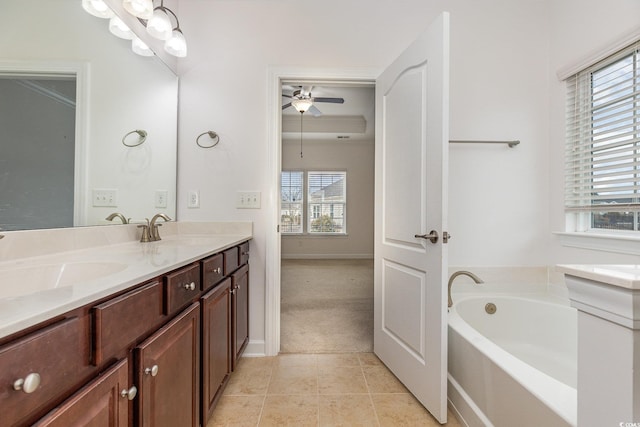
[374,12,450,423]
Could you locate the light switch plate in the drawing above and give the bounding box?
[92,189,118,207]
[236,191,261,209]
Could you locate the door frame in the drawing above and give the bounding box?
[265,67,379,356]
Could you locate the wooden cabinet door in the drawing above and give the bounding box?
[231,265,249,370]
[34,359,130,427]
[201,278,231,422]
[135,303,200,427]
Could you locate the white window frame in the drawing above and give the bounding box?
[280,170,347,236]
[307,171,347,235]
[280,170,304,234]
[564,41,640,235]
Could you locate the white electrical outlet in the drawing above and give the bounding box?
[92,189,118,207]
[236,191,261,209]
[155,190,168,208]
[188,190,200,208]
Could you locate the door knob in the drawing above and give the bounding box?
[414,230,439,244]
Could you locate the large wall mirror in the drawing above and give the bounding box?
[1,0,178,231]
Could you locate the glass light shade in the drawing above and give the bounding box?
[291,98,313,113]
[109,16,133,39]
[147,8,173,40]
[82,0,115,19]
[164,30,187,57]
[132,36,154,56]
[122,0,153,19]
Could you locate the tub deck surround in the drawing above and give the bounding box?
[0,222,252,339]
[557,264,640,427]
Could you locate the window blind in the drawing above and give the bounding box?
[565,41,640,213]
[308,171,346,234]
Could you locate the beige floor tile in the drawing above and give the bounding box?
[236,356,276,373]
[318,366,368,394]
[318,394,379,426]
[371,393,440,427]
[316,353,361,367]
[268,366,318,395]
[362,366,408,393]
[224,370,271,396]
[358,353,383,367]
[206,395,264,426]
[274,353,318,368]
[259,395,319,427]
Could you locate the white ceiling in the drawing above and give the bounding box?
[281,84,375,142]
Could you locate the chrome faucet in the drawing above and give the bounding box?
[448,270,484,308]
[105,212,128,224]
[149,213,172,241]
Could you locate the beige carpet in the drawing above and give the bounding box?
[280,259,374,353]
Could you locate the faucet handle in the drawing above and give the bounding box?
[138,222,151,243]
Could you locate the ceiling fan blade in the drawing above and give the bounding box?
[313,97,344,104]
[282,93,293,99]
[308,105,322,117]
[282,102,292,110]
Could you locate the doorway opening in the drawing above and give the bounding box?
[265,72,377,355]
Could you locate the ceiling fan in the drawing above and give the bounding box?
[282,86,344,117]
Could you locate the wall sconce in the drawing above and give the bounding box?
[82,0,187,58]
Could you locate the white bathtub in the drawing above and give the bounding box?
[447,295,577,427]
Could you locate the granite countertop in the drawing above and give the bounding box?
[0,222,252,339]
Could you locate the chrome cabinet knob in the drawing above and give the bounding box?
[13,373,41,394]
[145,365,159,377]
[215,267,222,274]
[120,385,137,400]
[184,282,196,291]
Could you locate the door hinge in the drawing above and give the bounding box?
[443,231,451,243]
[277,224,280,233]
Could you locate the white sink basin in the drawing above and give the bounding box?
[0,262,128,298]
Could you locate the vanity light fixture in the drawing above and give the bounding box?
[146,4,173,40]
[82,0,187,58]
[109,16,134,39]
[132,36,154,57]
[82,0,115,19]
[122,0,154,20]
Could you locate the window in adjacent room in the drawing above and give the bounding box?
[281,171,304,234]
[280,170,347,235]
[565,41,640,232]
[308,171,346,234]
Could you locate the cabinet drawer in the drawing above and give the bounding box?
[201,254,224,292]
[93,281,164,366]
[164,263,201,315]
[239,241,250,265]
[0,317,85,427]
[34,358,130,426]
[223,247,239,274]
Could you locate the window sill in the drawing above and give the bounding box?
[282,233,349,238]
[554,231,640,256]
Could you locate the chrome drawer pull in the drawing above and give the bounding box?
[13,373,41,394]
[183,282,196,291]
[121,385,137,400]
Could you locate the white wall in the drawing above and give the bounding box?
[281,140,374,259]
[177,0,554,351]
[547,0,640,264]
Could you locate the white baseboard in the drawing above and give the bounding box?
[242,339,266,357]
[281,253,373,260]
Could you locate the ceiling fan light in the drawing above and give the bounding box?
[82,0,115,19]
[109,16,133,39]
[147,8,173,40]
[291,98,313,113]
[132,36,154,56]
[164,29,187,57]
[122,0,153,19]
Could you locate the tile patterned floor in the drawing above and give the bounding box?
[207,353,462,427]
